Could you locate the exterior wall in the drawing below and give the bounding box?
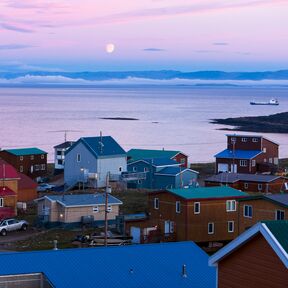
[37,198,59,222]
[216,158,257,174]
[238,199,288,234]
[18,188,37,202]
[0,180,18,196]
[0,151,47,179]
[54,148,65,170]
[0,195,17,219]
[127,161,153,189]
[218,233,288,288]
[227,135,262,150]
[172,153,188,168]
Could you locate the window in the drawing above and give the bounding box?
[20,156,23,161]
[263,147,266,153]
[176,201,181,213]
[41,164,46,171]
[34,164,40,171]
[119,166,122,172]
[228,221,234,233]
[258,184,262,191]
[0,198,3,207]
[58,159,63,165]
[76,153,81,162]
[244,205,253,218]
[41,154,44,159]
[252,160,256,167]
[57,150,62,156]
[194,202,200,214]
[30,155,34,160]
[133,166,137,172]
[269,158,273,164]
[208,222,214,234]
[170,221,175,233]
[137,180,142,184]
[264,158,267,162]
[244,183,249,189]
[144,167,149,172]
[154,198,159,209]
[274,158,279,165]
[231,137,236,143]
[240,160,247,167]
[226,200,236,212]
[107,206,112,212]
[20,165,23,172]
[93,206,99,213]
[275,210,285,220]
[241,137,247,142]
[252,138,258,142]
[180,158,186,164]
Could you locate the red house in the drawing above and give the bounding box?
[215,135,279,174]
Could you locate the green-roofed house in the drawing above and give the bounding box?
[127,149,188,168]
[209,220,288,288]
[126,186,248,244]
[0,148,47,179]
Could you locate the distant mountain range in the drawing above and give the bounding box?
[1,70,288,86]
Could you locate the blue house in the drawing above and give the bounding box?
[0,242,216,288]
[127,158,198,189]
[64,136,127,188]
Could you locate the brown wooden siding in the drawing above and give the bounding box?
[173,153,188,168]
[218,233,288,288]
[227,136,262,151]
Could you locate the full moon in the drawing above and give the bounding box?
[106,43,115,53]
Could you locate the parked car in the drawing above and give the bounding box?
[37,183,56,192]
[0,218,29,236]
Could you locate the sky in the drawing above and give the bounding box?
[0,0,288,72]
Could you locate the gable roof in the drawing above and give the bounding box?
[4,148,47,156]
[238,194,288,209]
[155,167,198,176]
[214,149,262,159]
[54,141,75,149]
[205,173,281,184]
[165,186,248,200]
[67,136,126,158]
[0,159,19,179]
[128,157,180,167]
[209,221,288,268]
[37,193,122,207]
[18,173,38,190]
[127,149,186,162]
[0,242,216,288]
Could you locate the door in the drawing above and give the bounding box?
[230,164,237,173]
[130,227,141,244]
[218,163,228,173]
[164,220,170,234]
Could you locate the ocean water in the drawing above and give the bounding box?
[0,86,287,163]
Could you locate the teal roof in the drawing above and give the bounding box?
[167,186,248,200]
[262,220,288,254]
[128,149,182,162]
[5,148,47,156]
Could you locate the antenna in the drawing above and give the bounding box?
[48,130,82,142]
[99,131,104,154]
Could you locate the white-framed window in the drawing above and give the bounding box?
[107,206,112,212]
[244,183,249,189]
[226,200,236,212]
[20,165,23,172]
[154,198,159,209]
[263,147,266,153]
[208,222,214,234]
[133,166,137,172]
[244,205,253,218]
[0,198,3,207]
[194,202,200,214]
[252,138,259,142]
[269,158,273,164]
[30,155,34,160]
[258,184,262,191]
[119,166,122,172]
[170,221,175,233]
[264,158,267,163]
[231,137,236,143]
[275,210,285,220]
[274,158,279,165]
[228,221,234,233]
[252,160,256,167]
[76,153,81,162]
[176,201,181,213]
[41,154,44,159]
[41,164,46,171]
[240,160,247,167]
[144,167,149,172]
[241,137,247,142]
[93,206,99,213]
[34,164,40,171]
[180,158,186,164]
[20,156,23,161]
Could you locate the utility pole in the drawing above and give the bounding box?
[104,172,111,247]
[231,137,236,173]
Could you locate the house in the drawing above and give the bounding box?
[17,173,38,202]
[0,242,216,288]
[215,134,279,174]
[54,141,75,171]
[238,194,288,234]
[64,136,126,188]
[209,221,288,288]
[35,193,122,226]
[127,158,198,189]
[0,147,48,179]
[205,173,287,193]
[127,148,188,168]
[127,186,248,244]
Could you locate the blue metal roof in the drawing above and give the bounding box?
[214,149,262,159]
[0,242,215,288]
[44,193,122,207]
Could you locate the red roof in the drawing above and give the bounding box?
[0,186,16,196]
[0,159,19,179]
[18,172,37,190]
